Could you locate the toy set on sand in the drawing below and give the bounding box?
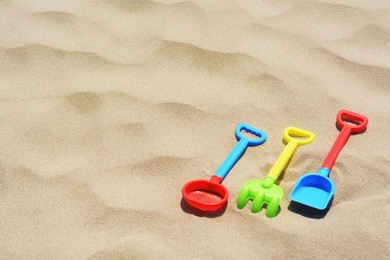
[181,110,368,218]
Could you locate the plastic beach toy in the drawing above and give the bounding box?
[290,110,368,210]
[237,127,315,218]
[182,123,266,212]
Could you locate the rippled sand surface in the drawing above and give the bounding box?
[1,0,389,259]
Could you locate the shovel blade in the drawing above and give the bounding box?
[290,173,335,210]
[237,179,284,218]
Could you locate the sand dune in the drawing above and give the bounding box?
[1,0,389,259]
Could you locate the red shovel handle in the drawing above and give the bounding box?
[336,110,368,134]
[322,110,368,171]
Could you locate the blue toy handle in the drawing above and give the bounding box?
[214,124,266,181]
[235,124,267,146]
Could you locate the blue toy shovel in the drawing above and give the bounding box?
[290,110,368,210]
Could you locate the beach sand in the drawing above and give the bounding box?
[1,0,389,259]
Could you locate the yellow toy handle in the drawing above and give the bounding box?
[267,127,315,181]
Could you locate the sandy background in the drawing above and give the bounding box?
[1,0,390,259]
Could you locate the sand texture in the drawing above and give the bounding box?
[1,0,390,259]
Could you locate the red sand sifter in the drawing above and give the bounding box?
[182,123,266,212]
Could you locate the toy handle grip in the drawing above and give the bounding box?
[336,110,368,134]
[283,126,316,146]
[267,127,315,181]
[213,124,266,182]
[235,123,267,146]
[322,110,368,171]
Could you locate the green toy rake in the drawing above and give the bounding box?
[237,126,315,218]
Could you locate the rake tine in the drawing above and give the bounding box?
[251,191,265,213]
[237,186,251,209]
[265,197,280,218]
